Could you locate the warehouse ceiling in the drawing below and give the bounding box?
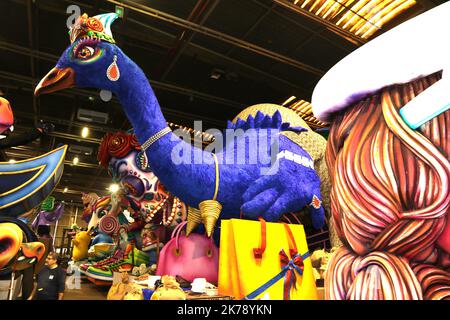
[0,0,445,206]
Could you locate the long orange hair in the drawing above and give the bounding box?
[325,72,450,299]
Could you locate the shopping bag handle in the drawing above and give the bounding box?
[253,217,266,260]
[171,221,188,252]
[282,223,298,257]
[171,221,187,239]
[252,218,299,260]
[171,221,215,257]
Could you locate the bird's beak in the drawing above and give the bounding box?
[34,67,76,96]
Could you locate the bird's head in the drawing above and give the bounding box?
[35,13,126,96]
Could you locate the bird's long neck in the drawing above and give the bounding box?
[116,66,167,138]
[115,61,216,207]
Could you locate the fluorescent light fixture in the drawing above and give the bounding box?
[291,0,416,39]
[81,127,89,138]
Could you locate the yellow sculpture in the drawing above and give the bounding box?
[72,230,92,261]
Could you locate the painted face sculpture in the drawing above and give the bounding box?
[109,149,161,201]
[98,131,186,228]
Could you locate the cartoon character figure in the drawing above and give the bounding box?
[72,230,92,262]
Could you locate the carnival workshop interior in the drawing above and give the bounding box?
[0,0,448,301]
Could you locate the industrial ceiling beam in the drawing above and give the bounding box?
[12,0,311,97]
[107,0,325,76]
[250,0,356,53]
[127,17,310,96]
[272,0,367,45]
[226,3,277,58]
[0,41,244,112]
[159,0,221,81]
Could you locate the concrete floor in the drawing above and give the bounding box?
[64,277,110,300]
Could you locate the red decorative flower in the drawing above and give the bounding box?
[97,132,141,168]
[86,18,104,32]
[97,132,113,167]
[109,131,133,158]
[130,134,142,150]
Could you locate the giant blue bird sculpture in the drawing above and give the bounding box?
[35,13,326,238]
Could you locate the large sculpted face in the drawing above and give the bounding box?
[109,150,162,200]
[96,131,173,225]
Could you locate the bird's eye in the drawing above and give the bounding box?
[76,46,94,59]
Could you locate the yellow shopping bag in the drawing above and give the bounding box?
[218,218,318,300]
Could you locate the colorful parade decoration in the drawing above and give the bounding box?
[311,2,450,299]
[72,229,92,262]
[35,12,329,241]
[97,131,187,231]
[0,97,66,298]
[98,215,121,236]
[31,201,64,232]
[0,219,44,273]
[0,97,14,138]
[0,223,22,270]
[0,145,67,217]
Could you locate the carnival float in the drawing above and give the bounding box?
[0,0,447,301]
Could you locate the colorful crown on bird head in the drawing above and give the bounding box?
[69,13,119,44]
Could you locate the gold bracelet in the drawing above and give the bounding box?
[141,127,171,151]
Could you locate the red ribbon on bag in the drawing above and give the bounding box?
[279,249,305,300]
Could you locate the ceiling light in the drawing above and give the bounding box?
[63,187,68,193]
[73,156,79,165]
[109,183,120,193]
[8,159,16,163]
[210,68,224,80]
[81,127,89,138]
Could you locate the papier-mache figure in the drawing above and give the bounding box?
[34,12,340,245]
[311,3,450,299]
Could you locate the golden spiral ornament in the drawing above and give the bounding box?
[186,207,202,236]
[199,200,222,238]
